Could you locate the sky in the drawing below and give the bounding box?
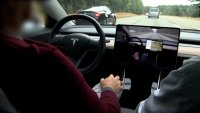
[142,0,196,6]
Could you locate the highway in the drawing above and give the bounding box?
[131,32,178,42]
[129,32,178,48]
[117,15,200,30]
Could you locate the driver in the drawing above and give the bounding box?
[0,1,122,113]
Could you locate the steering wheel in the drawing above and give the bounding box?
[49,15,106,74]
[129,37,144,48]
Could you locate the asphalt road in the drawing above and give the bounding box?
[129,32,178,47]
[117,15,200,30]
[132,32,178,42]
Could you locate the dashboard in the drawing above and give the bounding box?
[27,25,200,58]
[61,26,200,57]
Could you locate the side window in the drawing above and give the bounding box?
[32,2,46,27]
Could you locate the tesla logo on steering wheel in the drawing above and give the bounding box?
[71,38,79,47]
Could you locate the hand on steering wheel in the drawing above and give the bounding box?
[49,15,106,74]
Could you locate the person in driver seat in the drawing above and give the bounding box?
[0,1,122,113]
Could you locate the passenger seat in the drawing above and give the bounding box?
[0,88,16,113]
[121,108,135,113]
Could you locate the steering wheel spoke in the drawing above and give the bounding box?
[88,38,100,51]
[51,34,65,45]
[75,50,89,68]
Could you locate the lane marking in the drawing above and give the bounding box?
[132,16,146,24]
[173,24,181,28]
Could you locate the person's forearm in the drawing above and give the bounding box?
[100,90,120,113]
[102,87,116,94]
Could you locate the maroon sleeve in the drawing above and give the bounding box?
[46,48,120,113]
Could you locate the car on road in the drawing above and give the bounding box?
[148,8,160,18]
[76,6,116,25]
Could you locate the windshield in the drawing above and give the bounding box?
[58,0,200,30]
[150,8,159,12]
[84,7,105,12]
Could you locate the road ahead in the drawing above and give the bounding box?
[117,15,200,30]
[132,32,178,42]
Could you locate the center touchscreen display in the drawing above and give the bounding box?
[114,25,180,69]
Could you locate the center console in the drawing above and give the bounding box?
[113,25,180,109]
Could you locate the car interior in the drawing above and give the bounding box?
[1,0,200,112]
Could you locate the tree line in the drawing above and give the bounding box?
[58,0,200,17]
[58,0,144,14]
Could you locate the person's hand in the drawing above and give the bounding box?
[100,74,123,93]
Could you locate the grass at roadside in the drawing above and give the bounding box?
[162,15,200,21]
[115,12,137,19]
[184,17,200,21]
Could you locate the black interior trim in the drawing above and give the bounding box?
[180,39,200,45]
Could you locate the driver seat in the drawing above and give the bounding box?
[0,87,136,113]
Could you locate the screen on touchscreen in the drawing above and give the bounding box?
[114,25,180,69]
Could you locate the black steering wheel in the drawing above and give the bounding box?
[49,15,106,74]
[129,37,144,48]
